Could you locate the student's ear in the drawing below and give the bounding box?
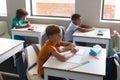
[48,35,53,39]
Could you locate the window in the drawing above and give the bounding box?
[0,0,7,16]
[30,0,75,18]
[101,0,120,21]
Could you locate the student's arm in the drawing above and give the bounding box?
[77,27,94,32]
[14,21,31,29]
[59,41,75,52]
[52,48,77,62]
[15,25,29,29]
[80,24,94,28]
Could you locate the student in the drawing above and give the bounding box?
[38,24,77,80]
[11,9,31,29]
[11,9,31,46]
[64,13,94,42]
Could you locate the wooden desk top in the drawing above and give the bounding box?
[0,38,24,56]
[73,28,110,40]
[43,46,107,76]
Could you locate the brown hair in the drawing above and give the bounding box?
[16,9,28,19]
[46,24,60,37]
[71,13,81,21]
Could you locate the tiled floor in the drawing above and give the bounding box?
[0,57,19,80]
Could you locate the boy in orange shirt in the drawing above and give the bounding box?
[38,24,77,80]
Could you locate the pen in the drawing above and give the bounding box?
[89,54,99,60]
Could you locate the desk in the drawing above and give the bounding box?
[11,24,47,46]
[73,28,110,49]
[0,38,24,80]
[43,46,106,80]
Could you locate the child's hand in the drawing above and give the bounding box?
[26,21,31,27]
[71,48,78,54]
[56,47,63,53]
[66,43,75,50]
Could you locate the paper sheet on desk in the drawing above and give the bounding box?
[31,26,46,32]
[52,55,82,64]
[66,55,82,64]
[52,48,85,64]
[61,49,85,55]
[75,30,97,36]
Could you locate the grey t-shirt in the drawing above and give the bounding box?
[64,22,78,42]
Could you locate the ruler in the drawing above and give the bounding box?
[66,61,90,70]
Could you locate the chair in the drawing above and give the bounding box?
[21,44,43,80]
[114,53,120,80]
[0,21,10,38]
[114,59,120,80]
[59,26,65,40]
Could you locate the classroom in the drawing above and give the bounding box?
[0,0,120,80]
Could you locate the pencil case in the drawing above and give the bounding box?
[89,45,102,56]
[28,26,34,30]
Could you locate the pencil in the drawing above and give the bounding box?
[90,54,99,60]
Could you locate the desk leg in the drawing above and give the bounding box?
[44,69,49,80]
[0,73,4,80]
[11,32,15,39]
[38,34,42,45]
[44,74,48,80]
[73,39,76,45]
[106,40,109,50]
[13,56,16,67]
[38,37,41,45]
[11,33,16,67]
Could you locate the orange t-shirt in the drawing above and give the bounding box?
[38,40,66,75]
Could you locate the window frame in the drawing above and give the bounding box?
[101,0,120,21]
[0,0,7,16]
[30,0,75,18]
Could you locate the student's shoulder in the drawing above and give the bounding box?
[69,22,78,28]
[12,16,18,22]
[41,46,56,54]
[42,40,56,51]
[12,16,16,20]
[68,22,74,27]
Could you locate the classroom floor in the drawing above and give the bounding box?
[0,57,19,80]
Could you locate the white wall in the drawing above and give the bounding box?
[76,0,120,32]
[0,0,25,30]
[1,0,120,33]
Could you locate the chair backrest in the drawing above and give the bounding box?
[114,52,120,80]
[0,21,10,38]
[22,44,41,71]
[59,26,65,40]
[16,44,41,80]
[114,52,120,64]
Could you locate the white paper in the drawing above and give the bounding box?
[65,55,82,64]
[52,54,82,64]
[76,48,85,55]
[52,48,85,64]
